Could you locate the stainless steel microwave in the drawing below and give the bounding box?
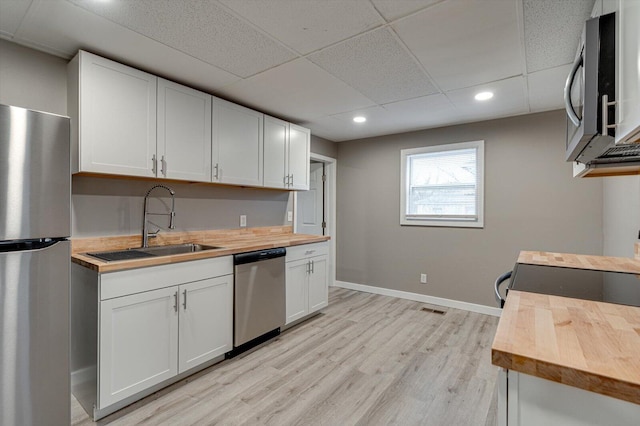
[564,12,618,164]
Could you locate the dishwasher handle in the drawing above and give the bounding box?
[234,247,286,265]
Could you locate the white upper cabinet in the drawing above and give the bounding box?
[69,50,157,177]
[615,0,640,144]
[263,116,289,189]
[212,98,264,186]
[157,79,212,182]
[288,124,311,190]
[263,116,310,190]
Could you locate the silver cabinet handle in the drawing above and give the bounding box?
[161,155,167,177]
[602,94,617,136]
[173,291,178,312]
[284,175,288,186]
[182,289,187,310]
[306,260,310,274]
[213,163,219,180]
[311,260,314,274]
[564,50,583,128]
[290,174,294,186]
[152,154,157,175]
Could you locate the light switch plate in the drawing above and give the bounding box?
[240,215,247,227]
[287,211,293,221]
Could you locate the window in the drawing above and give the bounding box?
[400,140,484,228]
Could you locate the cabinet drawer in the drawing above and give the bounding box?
[286,242,328,263]
[100,256,233,300]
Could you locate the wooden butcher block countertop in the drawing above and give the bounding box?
[518,250,640,274]
[72,226,329,273]
[492,290,640,405]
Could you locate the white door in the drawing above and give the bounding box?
[288,124,310,190]
[157,78,212,182]
[296,162,324,235]
[79,51,157,177]
[178,275,233,373]
[99,287,178,409]
[263,116,288,189]
[308,255,328,313]
[212,98,264,186]
[285,259,309,324]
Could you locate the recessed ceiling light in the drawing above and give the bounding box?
[475,91,494,101]
[353,116,366,123]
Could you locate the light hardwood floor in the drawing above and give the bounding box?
[72,288,499,426]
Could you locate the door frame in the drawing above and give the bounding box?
[293,153,337,287]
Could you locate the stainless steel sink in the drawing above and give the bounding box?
[138,243,224,256]
[87,243,225,262]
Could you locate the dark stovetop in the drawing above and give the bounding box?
[509,263,640,308]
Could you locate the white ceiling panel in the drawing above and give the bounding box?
[523,0,594,73]
[0,0,33,38]
[219,0,384,55]
[14,0,239,89]
[445,76,529,120]
[308,27,438,104]
[371,0,444,22]
[216,58,376,122]
[393,0,522,91]
[527,63,572,112]
[69,0,296,78]
[0,0,591,142]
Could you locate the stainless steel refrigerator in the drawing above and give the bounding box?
[0,104,71,426]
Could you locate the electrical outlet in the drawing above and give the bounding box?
[420,273,427,284]
[287,211,293,221]
[240,215,247,227]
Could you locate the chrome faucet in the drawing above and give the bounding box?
[142,184,176,248]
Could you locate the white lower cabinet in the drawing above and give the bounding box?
[498,369,640,426]
[285,242,329,325]
[99,287,179,409]
[87,256,232,415]
[178,276,232,373]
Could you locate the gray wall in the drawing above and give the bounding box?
[311,134,338,159]
[336,110,604,307]
[603,176,640,257]
[1,40,292,238]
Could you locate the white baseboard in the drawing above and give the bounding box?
[334,280,502,317]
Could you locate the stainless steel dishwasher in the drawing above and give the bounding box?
[233,247,286,351]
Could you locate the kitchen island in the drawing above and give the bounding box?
[492,251,640,425]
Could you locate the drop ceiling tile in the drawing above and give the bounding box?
[445,76,528,121]
[393,0,522,91]
[370,0,444,22]
[0,0,33,38]
[14,0,239,88]
[523,0,594,73]
[216,58,376,122]
[69,0,296,77]
[527,63,572,112]
[308,27,437,104]
[219,0,384,55]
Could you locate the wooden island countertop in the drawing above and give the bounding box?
[492,290,640,405]
[72,225,329,273]
[518,250,640,274]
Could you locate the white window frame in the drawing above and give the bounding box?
[400,140,484,228]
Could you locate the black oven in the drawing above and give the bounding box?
[495,263,640,308]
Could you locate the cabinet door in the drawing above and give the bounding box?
[615,0,640,144]
[285,259,309,324]
[263,115,288,189]
[157,79,212,182]
[212,98,264,186]
[79,51,157,177]
[178,275,232,373]
[288,124,310,190]
[308,255,328,313]
[99,287,178,409]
